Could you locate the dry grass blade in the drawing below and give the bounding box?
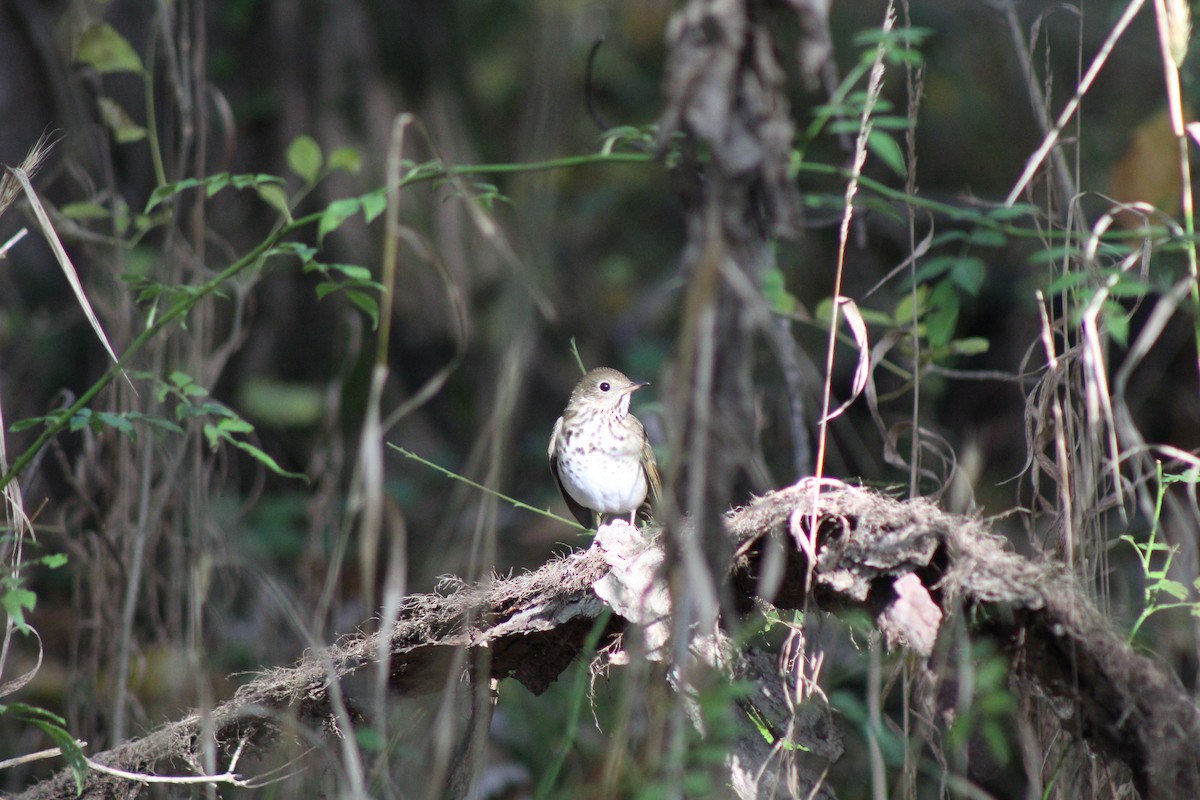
[1154,0,1200,383]
[6,167,125,378]
[0,143,39,708]
[1005,0,1146,206]
[819,297,870,423]
[353,113,412,626]
[1034,290,1076,559]
[0,629,43,699]
[0,136,53,220]
[815,1,894,490]
[0,229,28,260]
[0,372,37,694]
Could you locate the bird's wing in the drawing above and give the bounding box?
[547,416,563,461]
[643,435,662,503]
[548,416,595,529]
[637,417,662,527]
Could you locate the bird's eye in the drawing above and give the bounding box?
[599,381,611,392]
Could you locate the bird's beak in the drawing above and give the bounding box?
[625,381,648,395]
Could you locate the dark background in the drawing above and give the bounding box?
[0,1,1195,797]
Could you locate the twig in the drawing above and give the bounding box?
[0,228,28,259]
[0,743,85,772]
[84,758,250,787]
[392,445,585,530]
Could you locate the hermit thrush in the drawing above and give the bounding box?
[548,367,661,529]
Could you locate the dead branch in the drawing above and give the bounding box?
[16,480,1200,799]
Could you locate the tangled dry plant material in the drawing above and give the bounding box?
[17,479,1200,799]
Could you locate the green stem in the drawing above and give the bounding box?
[420,151,652,179]
[6,141,1151,494]
[0,150,650,493]
[391,446,585,531]
[0,211,321,491]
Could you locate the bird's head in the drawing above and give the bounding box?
[569,367,647,417]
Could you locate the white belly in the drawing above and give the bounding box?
[559,449,647,515]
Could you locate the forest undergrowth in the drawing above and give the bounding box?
[1,1,1199,798]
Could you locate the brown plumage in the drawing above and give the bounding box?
[548,367,661,529]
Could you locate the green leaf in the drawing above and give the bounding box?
[846,92,894,114]
[1029,245,1082,268]
[928,230,968,247]
[68,410,93,434]
[1153,578,1189,601]
[287,135,323,184]
[986,203,1040,220]
[138,416,185,435]
[229,439,308,481]
[828,117,909,135]
[892,285,929,324]
[60,202,110,221]
[950,257,986,296]
[216,416,254,435]
[169,371,207,397]
[361,190,387,224]
[1104,301,1130,347]
[967,228,1007,248]
[229,173,266,190]
[745,705,774,742]
[853,307,895,327]
[237,378,324,428]
[2,587,36,630]
[31,719,88,794]
[926,282,960,348]
[255,184,292,221]
[1107,277,1153,298]
[948,337,990,356]
[145,178,205,213]
[96,97,147,144]
[853,26,934,48]
[94,411,136,439]
[204,173,231,197]
[1164,467,1200,485]
[271,242,319,264]
[318,198,361,241]
[6,702,67,726]
[202,423,220,450]
[75,23,144,74]
[867,129,906,177]
[199,401,235,419]
[345,290,380,329]
[10,417,48,433]
[329,147,363,174]
[327,263,374,282]
[761,267,797,315]
[39,553,68,569]
[911,255,956,285]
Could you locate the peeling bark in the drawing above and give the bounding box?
[19,481,1200,799]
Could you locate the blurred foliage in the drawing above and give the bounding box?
[0,0,1197,797]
